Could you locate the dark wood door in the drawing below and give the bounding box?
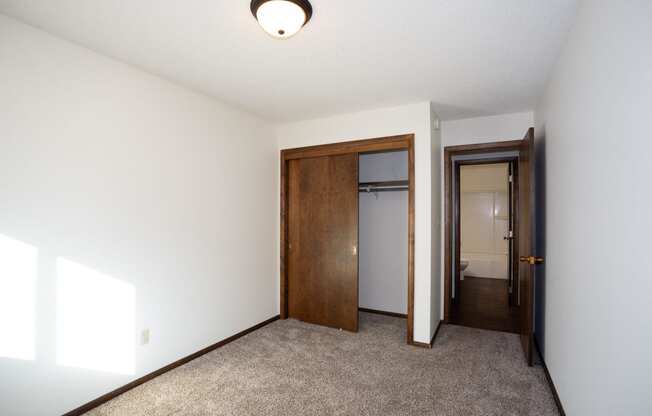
[454,163,462,305]
[508,161,520,307]
[287,153,359,332]
[518,128,537,365]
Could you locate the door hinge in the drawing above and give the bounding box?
[508,174,514,183]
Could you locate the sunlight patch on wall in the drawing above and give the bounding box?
[0,234,37,361]
[56,258,135,375]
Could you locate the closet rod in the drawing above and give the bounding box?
[359,185,408,192]
[358,180,409,193]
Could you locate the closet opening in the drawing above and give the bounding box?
[280,135,416,345]
[358,150,409,331]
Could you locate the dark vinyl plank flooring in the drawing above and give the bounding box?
[449,276,520,333]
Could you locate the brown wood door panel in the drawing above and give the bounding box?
[509,161,520,308]
[518,128,535,365]
[454,163,461,304]
[287,153,359,332]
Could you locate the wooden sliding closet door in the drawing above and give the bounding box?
[288,153,359,332]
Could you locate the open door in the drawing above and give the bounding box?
[287,153,359,332]
[518,128,542,365]
[454,163,462,305]
[507,162,518,307]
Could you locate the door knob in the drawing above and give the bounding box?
[519,256,544,265]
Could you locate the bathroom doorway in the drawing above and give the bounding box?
[450,160,519,333]
[443,130,541,365]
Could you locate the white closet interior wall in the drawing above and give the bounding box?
[359,151,408,314]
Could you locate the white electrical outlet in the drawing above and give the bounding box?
[140,329,150,345]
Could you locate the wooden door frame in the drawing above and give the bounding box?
[443,140,523,322]
[280,134,416,345]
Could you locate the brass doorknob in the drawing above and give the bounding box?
[519,256,544,265]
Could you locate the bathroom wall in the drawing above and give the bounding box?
[460,164,509,279]
[359,151,408,314]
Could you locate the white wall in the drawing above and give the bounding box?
[441,112,534,148]
[359,152,408,315]
[276,102,438,343]
[534,2,652,415]
[359,151,408,183]
[0,15,277,416]
[439,112,533,314]
[429,104,442,335]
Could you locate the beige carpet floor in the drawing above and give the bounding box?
[87,313,558,416]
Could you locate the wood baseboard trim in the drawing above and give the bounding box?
[359,307,407,319]
[62,315,280,416]
[534,338,566,416]
[409,320,444,349]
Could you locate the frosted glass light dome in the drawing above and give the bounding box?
[251,0,312,39]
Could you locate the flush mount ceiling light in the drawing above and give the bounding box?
[250,0,313,39]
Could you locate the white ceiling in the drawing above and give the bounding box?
[0,0,578,122]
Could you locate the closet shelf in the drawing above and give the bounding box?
[359,180,409,193]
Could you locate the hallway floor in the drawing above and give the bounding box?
[450,276,521,333]
[87,312,556,415]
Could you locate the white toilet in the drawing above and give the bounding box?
[460,259,469,281]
